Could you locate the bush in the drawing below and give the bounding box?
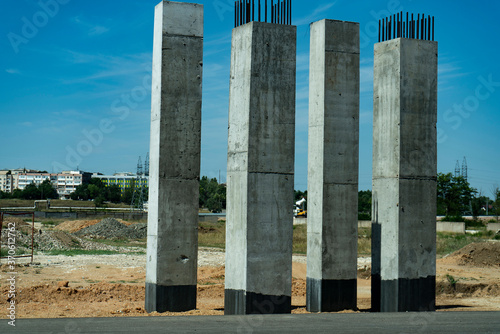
[358,212,371,220]
[465,219,485,229]
[442,215,465,222]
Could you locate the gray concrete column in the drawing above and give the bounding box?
[306,19,360,312]
[145,1,203,313]
[372,38,437,312]
[225,21,296,315]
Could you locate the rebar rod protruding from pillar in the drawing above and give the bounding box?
[258,0,261,21]
[378,12,435,42]
[234,0,292,27]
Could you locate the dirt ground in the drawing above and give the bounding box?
[1,241,499,318]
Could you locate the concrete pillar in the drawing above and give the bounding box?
[145,1,203,313]
[372,38,437,312]
[306,19,360,312]
[225,21,296,315]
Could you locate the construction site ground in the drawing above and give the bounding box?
[1,218,499,318]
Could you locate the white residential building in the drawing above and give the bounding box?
[13,170,91,199]
[0,170,13,193]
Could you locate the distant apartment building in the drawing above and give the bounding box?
[0,170,13,193]
[93,172,148,191]
[8,170,91,199]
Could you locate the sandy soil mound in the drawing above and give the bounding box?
[1,216,25,226]
[441,242,500,267]
[437,281,500,297]
[1,217,36,235]
[1,228,120,252]
[55,219,101,233]
[74,218,146,239]
[56,218,134,234]
[13,282,145,304]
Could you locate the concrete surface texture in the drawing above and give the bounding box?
[487,222,500,232]
[372,38,438,312]
[306,19,360,312]
[436,221,465,234]
[225,21,296,315]
[146,0,203,313]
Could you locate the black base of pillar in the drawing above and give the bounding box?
[371,275,436,312]
[306,278,357,312]
[145,283,196,313]
[224,289,291,315]
[371,274,381,312]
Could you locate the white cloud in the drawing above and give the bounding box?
[5,68,20,74]
[73,16,110,36]
[89,25,110,36]
[294,2,337,26]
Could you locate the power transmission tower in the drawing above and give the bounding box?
[454,160,461,177]
[462,156,468,181]
[459,156,472,215]
[144,152,150,177]
[131,156,145,210]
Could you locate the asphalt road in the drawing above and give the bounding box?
[3,312,500,333]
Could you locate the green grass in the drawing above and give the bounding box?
[0,247,29,256]
[196,222,309,254]
[293,224,307,254]
[41,220,57,226]
[198,221,226,249]
[446,274,458,288]
[436,232,493,255]
[358,227,372,255]
[87,238,147,248]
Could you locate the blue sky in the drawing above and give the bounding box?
[1,0,499,197]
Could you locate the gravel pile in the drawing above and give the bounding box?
[74,218,147,240]
[0,229,117,252]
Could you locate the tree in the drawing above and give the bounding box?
[106,185,122,203]
[437,173,476,218]
[493,187,500,221]
[294,190,307,202]
[38,179,58,199]
[70,184,89,200]
[87,184,101,199]
[0,190,11,199]
[94,195,105,208]
[471,194,491,218]
[358,190,372,215]
[11,188,23,199]
[121,187,134,205]
[21,183,41,200]
[69,178,107,201]
[199,176,226,212]
[207,194,223,213]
